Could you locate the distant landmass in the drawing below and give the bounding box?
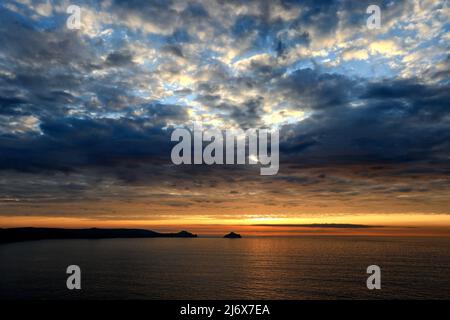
[224,232,242,238]
[252,223,382,229]
[0,227,197,243]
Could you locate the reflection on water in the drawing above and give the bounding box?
[1,237,449,299]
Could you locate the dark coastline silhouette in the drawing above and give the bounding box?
[0,227,197,243]
[224,232,242,238]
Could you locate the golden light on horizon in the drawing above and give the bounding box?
[2,213,450,237]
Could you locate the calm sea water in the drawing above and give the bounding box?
[0,236,449,299]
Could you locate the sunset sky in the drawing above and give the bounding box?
[0,0,449,236]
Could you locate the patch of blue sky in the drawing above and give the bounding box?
[2,1,35,19]
[160,91,196,106]
[129,88,150,99]
[82,28,126,56]
[90,111,125,119]
[30,14,63,30]
[162,82,185,94]
[231,48,271,64]
[284,59,317,76]
[333,58,397,79]
[158,95,181,105]
[415,36,446,52]
[168,28,191,44]
[437,23,450,43]
[145,32,175,48]
[1,3,39,28]
[196,49,225,68]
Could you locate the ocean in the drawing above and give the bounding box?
[1,236,449,299]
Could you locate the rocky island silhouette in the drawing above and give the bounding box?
[224,232,242,238]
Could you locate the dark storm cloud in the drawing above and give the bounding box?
[279,73,450,166]
[141,103,189,123]
[0,116,176,172]
[110,0,175,22]
[209,97,265,129]
[361,78,450,121]
[277,68,361,110]
[0,4,189,177]
[287,0,340,35]
[0,7,97,118]
[105,51,135,67]
[161,44,185,58]
[228,97,264,128]
[0,8,92,67]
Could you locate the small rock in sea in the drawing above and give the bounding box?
[224,232,242,238]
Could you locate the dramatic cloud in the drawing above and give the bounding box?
[0,0,449,223]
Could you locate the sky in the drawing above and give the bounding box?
[0,0,449,235]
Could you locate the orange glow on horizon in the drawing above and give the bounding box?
[1,213,450,237]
